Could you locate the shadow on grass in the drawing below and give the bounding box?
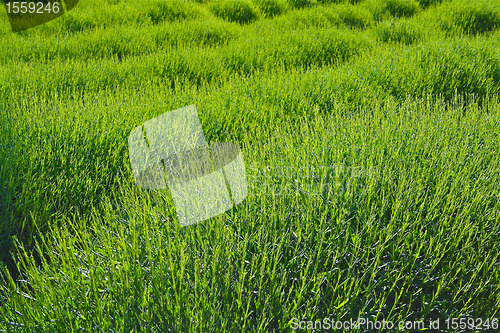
[0,114,20,281]
[0,118,129,283]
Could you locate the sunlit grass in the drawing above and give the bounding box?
[0,0,499,331]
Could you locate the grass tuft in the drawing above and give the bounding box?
[209,0,260,24]
[287,0,317,9]
[417,0,447,8]
[252,0,289,17]
[363,0,420,21]
[336,4,374,29]
[440,0,500,35]
[146,0,208,24]
[375,18,425,44]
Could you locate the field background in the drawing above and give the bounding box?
[0,0,500,331]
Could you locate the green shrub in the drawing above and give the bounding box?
[363,0,420,21]
[287,0,317,9]
[417,0,446,8]
[443,0,500,35]
[222,27,372,73]
[209,0,259,24]
[253,0,288,17]
[272,5,371,30]
[55,1,147,33]
[384,0,420,17]
[147,0,206,24]
[316,0,363,3]
[165,20,240,46]
[343,37,500,103]
[375,18,424,44]
[336,4,373,29]
[273,6,340,29]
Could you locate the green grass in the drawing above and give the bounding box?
[209,0,260,24]
[0,0,499,331]
[436,0,500,35]
[252,0,289,18]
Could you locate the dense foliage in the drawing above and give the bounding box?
[0,0,499,331]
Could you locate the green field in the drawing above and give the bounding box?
[0,0,499,331]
